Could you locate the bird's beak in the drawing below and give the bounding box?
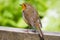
[20,3,26,10]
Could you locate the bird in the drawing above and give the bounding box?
[21,3,44,40]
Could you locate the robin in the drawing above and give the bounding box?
[21,3,44,40]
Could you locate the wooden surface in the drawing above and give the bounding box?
[0,26,60,40]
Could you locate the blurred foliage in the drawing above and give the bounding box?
[0,0,60,32]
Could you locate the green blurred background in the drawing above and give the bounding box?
[0,0,60,32]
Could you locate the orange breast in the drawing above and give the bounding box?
[22,4,26,10]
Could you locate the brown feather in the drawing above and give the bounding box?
[22,3,44,40]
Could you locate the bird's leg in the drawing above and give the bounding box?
[30,29,36,32]
[30,26,37,33]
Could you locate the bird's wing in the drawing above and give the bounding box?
[23,10,36,29]
[22,11,31,26]
[33,9,42,28]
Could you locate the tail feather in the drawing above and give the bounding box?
[37,27,44,40]
[38,34,44,40]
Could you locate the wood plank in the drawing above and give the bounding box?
[0,26,60,40]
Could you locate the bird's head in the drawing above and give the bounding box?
[20,3,33,11]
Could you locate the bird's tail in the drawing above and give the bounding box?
[38,34,44,40]
[37,27,44,40]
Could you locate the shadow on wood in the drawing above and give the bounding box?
[0,26,60,40]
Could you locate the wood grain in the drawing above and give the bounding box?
[0,26,60,40]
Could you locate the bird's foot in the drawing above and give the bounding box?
[30,29,37,33]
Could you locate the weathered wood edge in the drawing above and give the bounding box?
[0,26,60,36]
